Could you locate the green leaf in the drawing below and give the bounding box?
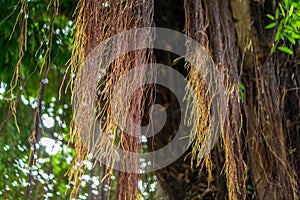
[278,46,293,54]
[284,32,296,44]
[265,22,277,29]
[284,0,289,8]
[239,83,245,100]
[276,8,279,19]
[291,20,300,28]
[279,3,286,17]
[291,31,300,39]
[247,184,254,190]
[284,25,294,31]
[288,36,296,44]
[289,4,294,17]
[284,15,289,23]
[271,46,276,54]
[266,14,275,20]
[275,22,283,42]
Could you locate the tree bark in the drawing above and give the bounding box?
[152,0,299,199]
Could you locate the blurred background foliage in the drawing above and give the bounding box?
[0,0,76,199]
[0,0,161,199]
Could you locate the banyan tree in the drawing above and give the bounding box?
[2,0,299,199]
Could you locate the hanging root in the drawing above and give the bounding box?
[184,0,215,187]
[68,0,154,198]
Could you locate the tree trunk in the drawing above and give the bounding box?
[73,0,299,199]
[152,0,299,199]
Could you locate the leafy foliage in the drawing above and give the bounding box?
[0,0,160,199]
[0,0,77,198]
[266,0,300,54]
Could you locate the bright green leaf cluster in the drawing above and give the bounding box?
[266,0,300,54]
